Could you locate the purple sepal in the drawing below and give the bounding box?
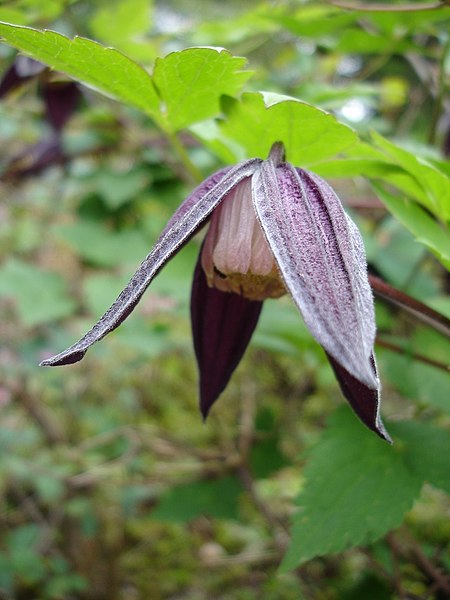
[0,57,45,98]
[40,159,261,367]
[252,162,378,390]
[191,250,263,418]
[326,353,391,443]
[42,81,81,131]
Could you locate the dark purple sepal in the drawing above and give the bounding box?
[42,81,82,131]
[40,159,261,367]
[0,57,45,98]
[326,353,392,443]
[191,251,263,418]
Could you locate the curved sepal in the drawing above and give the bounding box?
[191,250,263,418]
[41,159,261,367]
[326,353,391,443]
[252,161,377,390]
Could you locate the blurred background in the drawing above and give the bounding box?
[0,0,449,598]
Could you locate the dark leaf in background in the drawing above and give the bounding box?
[152,476,243,522]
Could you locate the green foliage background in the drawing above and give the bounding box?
[0,0,449,598]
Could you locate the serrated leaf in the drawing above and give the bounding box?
[152,47,250,131]
[0,26,251,130]
[0,22,160,115]
[0,258,75,326]
[281,408,424,571]
[373,183,450,271]
[220,92,358,165]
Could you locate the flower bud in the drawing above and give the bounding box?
[201,178,286,301]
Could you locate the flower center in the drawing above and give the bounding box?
[201,178,286,301]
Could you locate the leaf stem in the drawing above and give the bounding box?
[376,337,449,371]
[163,127,204,184]
[369,274,450,339]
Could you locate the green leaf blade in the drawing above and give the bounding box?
[152,47,251,131]
[281,408,424,571]
[373,183,450,271]
[152,476,243,522]
[219,92,358,164]
[0,259,76,327]
[0,22,160,116]
[371,131,450,222]
[391,421,450,495]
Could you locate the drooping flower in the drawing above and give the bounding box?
[41,142,391,442]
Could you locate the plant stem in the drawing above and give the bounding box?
[327,0,447,11]
[376,337,449,372]
[369,274,450,339]
[164,127,204,184]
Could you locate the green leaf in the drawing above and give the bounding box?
[95,167,151,209]
[90,0,152,46]
[152,476,243,522]
[189,119,241,164]
[0,22,160,115]
[390,421,450,495]
[8,524,46,583]
[0,259,75,326]
[250,436,289,479]
[0,0,66,24]
[89,0,157,63]
[371,131,450,222]
[53,220,151,267]
[152,47,250,131]
[0,25,251,130]
[219,92,358,164]
[253,299,314,357]
[281,408,424,571]
[365,217,429,290]
[340,575,392,600]
[380,348,450,415]
[272,6,357,39]
[83,273,129,317]
[191,4,276,47]
[336,28,414,54]
[0,8,28,25]
[373,183,450,271]
[312,159,403,179]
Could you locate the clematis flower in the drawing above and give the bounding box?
[41,142,391,442]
